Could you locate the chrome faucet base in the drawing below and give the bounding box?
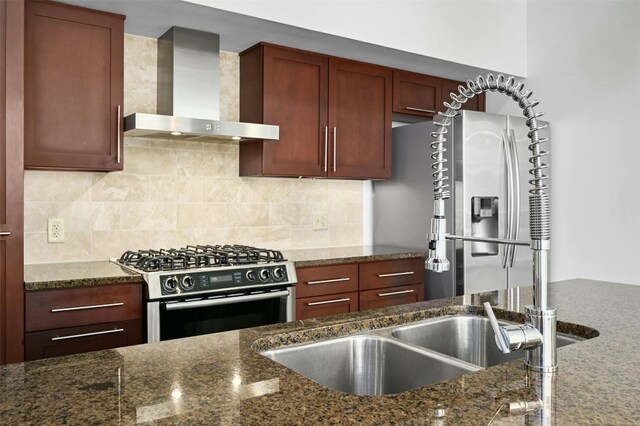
[525,305,558,373]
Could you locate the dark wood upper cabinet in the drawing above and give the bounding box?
[24,0,124,171]
[392,70,442,119]
[240,44,328,177]
[240,43,392,179]
[328,59,392,179]
[442,79,486,113]
[1,0,25,365]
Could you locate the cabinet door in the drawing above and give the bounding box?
[25,319,143,361]
[359,258,424,291]
[296,292,359,320]
[442,79,486,112]
[393,70,442,118]
[241,44,328,177]
[359,283,424,312]
[25,283,143,332]
[0,0,25,365]
[328,59,392,179]
[295,264,358,298]
[25,0,124,171]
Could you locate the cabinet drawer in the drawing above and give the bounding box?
[25,319,143,361]
[26,283,142,332]
[359,258,424,291]
[359,284,424,312]
[296,292,359,321]
[295,264,358,298]
[393,70,442,118]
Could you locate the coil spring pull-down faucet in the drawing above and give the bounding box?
[425,74,557,373]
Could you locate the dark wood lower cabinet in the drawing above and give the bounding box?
[296,292,359,321]
[359,283,424,312]
[25,319,142,361]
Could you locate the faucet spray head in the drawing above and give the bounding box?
[426,199,450,273]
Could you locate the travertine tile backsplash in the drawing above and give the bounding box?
[23,34,363,264]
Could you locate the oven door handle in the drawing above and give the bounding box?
[163,290,291,311]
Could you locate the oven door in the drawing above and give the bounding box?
[147,287,294,342]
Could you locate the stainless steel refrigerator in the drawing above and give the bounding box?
[373,110,549,299]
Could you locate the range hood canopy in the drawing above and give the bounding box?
[123,27,278,142]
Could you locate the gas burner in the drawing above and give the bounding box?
[118,244,285,273]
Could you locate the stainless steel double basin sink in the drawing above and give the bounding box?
[261,314,584,396]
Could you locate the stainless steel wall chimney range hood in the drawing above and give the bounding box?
[123,27,278,142]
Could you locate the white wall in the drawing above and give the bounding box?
[525,0,640,285]
[186,0,528,76]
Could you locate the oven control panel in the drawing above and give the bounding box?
[156,262,295,297]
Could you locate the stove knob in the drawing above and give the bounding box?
[246,270,257,281]
[273,267,285,280]
[163,276,178,293]
[181,275,194,290]
[259,269,270,282]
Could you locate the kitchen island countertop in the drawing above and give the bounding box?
[23,245,426,291]
[3,278,639,424]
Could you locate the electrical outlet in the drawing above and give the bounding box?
[312,212,328,230]
[47,218,65,243]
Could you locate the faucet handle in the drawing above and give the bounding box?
[483,302,544,354]
[483,302,511,354]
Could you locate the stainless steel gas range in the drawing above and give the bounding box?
[113,244,297,343]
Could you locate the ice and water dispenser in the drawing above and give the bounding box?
[471,196,498,256]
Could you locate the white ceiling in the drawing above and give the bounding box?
[58,0,497,81]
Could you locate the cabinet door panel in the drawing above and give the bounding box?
[26,283,143,332]
[262,46,328,176]
[359,284,424,312]
[295,264,358,298]
[296,292,359,320]
[393,70,441,118]
[329,59,392,179]
[25,0,124,171]
[359,258,424,291]
[25,319,143,361]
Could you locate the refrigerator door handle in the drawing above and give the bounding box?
[508,129,521,268]
[502,130,515,269]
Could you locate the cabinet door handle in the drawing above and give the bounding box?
[405,106,436,114]
[0,231,10,237]
[51,302,124,313]
[307,298,350,306]
[333,127,337,172]
[377,271,415,278]
[378,289,415,297]
[117,104,122,163]
[306,277,350,285]
[324,126,328,172]
[51,328,124,341]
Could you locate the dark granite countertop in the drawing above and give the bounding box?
[24,260,144,291]
[23,246,425,291]
[3,278,640,424]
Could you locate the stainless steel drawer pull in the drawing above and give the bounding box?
[51,328,124,341]
[324,126,328,172]
[378,289,415,297]
[0,231,10,236]
[405,106,436,114]
[377,271,415,278]
[307,298,351,306]
[307,277,350,285]
[51,302,124,313]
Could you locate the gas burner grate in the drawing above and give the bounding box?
[118,244,286,272]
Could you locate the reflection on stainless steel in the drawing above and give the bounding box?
[262,335,479,396]
[426,73,556,373]
[487,371,556,425]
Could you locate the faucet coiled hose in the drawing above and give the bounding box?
[430,74,550,240]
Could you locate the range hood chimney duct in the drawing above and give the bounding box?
[124,27,278,142]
